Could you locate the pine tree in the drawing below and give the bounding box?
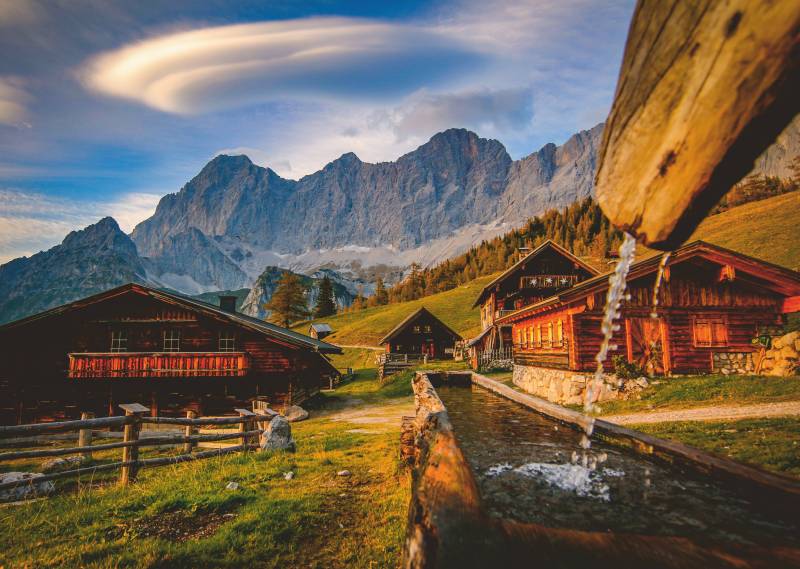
[313,275,337,318]
[264,272,309,327]
[374,277,389,305]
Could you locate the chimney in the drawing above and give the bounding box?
[219,295,237,313]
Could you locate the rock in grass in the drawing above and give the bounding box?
[0,472,55,502]
[225,481,240,490]
[260,415,296,452]
[336,470,352,477]
[283,471,294,480]
[282,405,309,422]
[41,455,89,473]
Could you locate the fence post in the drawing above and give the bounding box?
[183,410,197,454]
[235,409,256,451]
[119,403,149,486]
[78,411,94,460]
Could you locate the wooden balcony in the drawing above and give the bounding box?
[67,352,249,379]
[520,274,580,289]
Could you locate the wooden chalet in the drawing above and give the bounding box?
[379,307,462,360]
[467,240,599,365]
[496,241,800,376]
[308,323,333,340]
[0,283,342,424]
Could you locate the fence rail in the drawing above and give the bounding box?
[475,346,514,370]
[0,403,262,492]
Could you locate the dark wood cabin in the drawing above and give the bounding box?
[468,240,599,363]
[497,241,800,376]
[0,283,342,425]
[308,323,333,340]
[379,307,462,360]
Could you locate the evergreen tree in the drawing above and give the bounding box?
[313,275,337,317]
[374,277,389,305]
[264,271,309,327]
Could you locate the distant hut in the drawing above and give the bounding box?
[308,323,333,340]
[379,307,462,360]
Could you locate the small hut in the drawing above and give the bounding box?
[308,323,333,340]
[379,307,462,360]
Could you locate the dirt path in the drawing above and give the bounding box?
[336,344,384,351]
[323,397,414,434]
[603,400,800,425]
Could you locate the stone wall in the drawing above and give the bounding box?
[712,352,755,375]
[512,365,645,406]
[760,331,799,377]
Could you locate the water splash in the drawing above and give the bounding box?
[584,232,637,415]
[650,252,671,319]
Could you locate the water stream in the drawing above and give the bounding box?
[650,252,671,319]
[437,384,799,547]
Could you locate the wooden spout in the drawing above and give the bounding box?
[595,0,800,250]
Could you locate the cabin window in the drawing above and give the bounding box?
[527,326,533,348]
[163,329,181,352]
[218,331,235,352]
[424,325,432,333]
[110,330,127,352]
[556,320,564,346]
[693,317,728,347]
[543,323,551,347]
[534,324,541,347]
[413,325,421,334]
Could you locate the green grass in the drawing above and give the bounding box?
[0,376,411,568]
[294,274,497,347]
[592,374,800,416]
[639,191,800,270]
[634,417,800,477]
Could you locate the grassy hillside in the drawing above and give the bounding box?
[294,274,496,346]
[643,191,800,270]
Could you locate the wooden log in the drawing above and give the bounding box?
[595,0,800,249]
[0,416,129,438]
[77,412,94,460]
[0,460,133,491]
[236,409,255,451]
[119,404,147,486]
[140,416,248,426]
[183,410,197,454]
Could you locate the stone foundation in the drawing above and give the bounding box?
[712,352,755,375]
[512,365,644,406]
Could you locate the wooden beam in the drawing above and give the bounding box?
[596,0,800,249]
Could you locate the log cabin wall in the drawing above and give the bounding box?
[504,260,786,376]
[0,288,333,424]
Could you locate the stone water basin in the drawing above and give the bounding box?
[435,382,799,550]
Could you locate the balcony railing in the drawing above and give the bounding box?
[68,352,249,379]
[520,274,580,289]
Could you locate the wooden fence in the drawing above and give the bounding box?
[475,346,514,370]
[377,353,427,380]
[0,403,262,493]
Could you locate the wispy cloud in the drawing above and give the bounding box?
[0,77,30,127]
[81,17,482,114]
[0,189,161,262]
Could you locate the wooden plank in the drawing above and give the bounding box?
[0,416,129,438]
[118,403,149,414]
[596,0,800,249]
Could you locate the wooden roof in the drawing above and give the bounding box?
[472,239,600,307]
[378,307,462,345]
[0,283,342,355]
[497,240,800,323]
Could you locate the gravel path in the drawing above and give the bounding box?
[603,400,800,425]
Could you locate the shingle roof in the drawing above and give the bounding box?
[0,283,342,354]
[310,323,333,333]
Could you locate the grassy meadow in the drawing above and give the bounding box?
[0,372,413,569]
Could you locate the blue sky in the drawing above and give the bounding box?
[0,0,635,262]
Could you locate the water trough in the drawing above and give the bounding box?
[402,371,800,568]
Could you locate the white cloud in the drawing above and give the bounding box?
[0,189,161,262]
[373,87,533,142]
[81,17,480,115]
[0,77,30,127]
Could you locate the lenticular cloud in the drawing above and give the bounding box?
[81,17,479,115]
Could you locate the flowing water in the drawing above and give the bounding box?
[437,384,799,547]
[650,252,671,319]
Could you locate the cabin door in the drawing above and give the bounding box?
[627,318,665,375]
[423,340,436,359]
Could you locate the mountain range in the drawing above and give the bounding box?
[1,116,798,325]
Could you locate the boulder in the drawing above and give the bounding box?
[41,455,89,473]
[260,415,296,452]
[0,472,55,502]
[282,405,309,422]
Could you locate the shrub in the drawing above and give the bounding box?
[612,355,645,380]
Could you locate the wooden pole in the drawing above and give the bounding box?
[235,409,256,451]
[78,412,94,460]
[119,403,148,486]
[183,410,197,454]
